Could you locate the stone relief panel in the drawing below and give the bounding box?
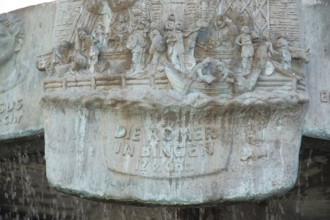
[38,0,311,204]
[37,0,310,97]
[0,4,55,140]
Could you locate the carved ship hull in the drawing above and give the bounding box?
[165,65,233,99]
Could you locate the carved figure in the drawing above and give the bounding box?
[164,13,176,39]
[192,58,217,84]
[126,22,148,75]
[147,22,165,66]
[130,9,147,31]
[276,36,311,70]
[76,29,92,58]
[0,13,26,93]
[50,41,73,76]
[167,22,186,71]
[254,37,277,75]
[218,62,235,82]
[89,42,100,73]
[184,20,205,70]
[192,58,234,84]
[92,24,106,50]
[276,37,291,69]
[110,15,129,52]
[213,15,235,48]
[235,26,257,76]
[71,29,92,72]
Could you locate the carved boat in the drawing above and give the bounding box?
[164,64,233,98]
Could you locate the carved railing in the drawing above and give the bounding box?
[43,74,170,92]
[44,74,304,94]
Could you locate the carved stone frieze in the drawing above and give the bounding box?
[38,0,310,204]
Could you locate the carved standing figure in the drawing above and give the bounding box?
[167,22,186,71]
[147,22,165,66]
[111,15,129,51]
[164,13,176,39]
[126,21,148,75]
[0,13,26,93]
[235,26,256,76]
[254,37,277,75]
[184,20,205,70]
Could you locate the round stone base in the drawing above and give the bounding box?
[41,89,307,205]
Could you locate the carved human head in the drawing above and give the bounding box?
[168,13,175,21]
[176,22,183,31]
[241,26,250,34]
[217,64,224,72]
[216,16,225,27]
[58,41,72,54]
[0,13,24,65]
[92,25,105,40]
[118,15,126,23]
[77,28,88,40]
[277,37,289,48]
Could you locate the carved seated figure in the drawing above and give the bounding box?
[192,58,234,84]
[276,36,311,70]
[70,29,92,72]
[70,28,102,74]
[213,15,235,49]
[50,41,74,76]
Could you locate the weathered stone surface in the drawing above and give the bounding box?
[301,1,330,140]
[36,0,310,204]
[41,89,307,204]
[0,3,55,140]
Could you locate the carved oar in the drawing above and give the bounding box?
[183,77,195,95]
[271,60,304,80]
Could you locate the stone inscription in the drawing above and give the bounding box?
[320,90,330,103]
[115,126,216,173]
[0,100,23,126]
[103,115,232,179]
